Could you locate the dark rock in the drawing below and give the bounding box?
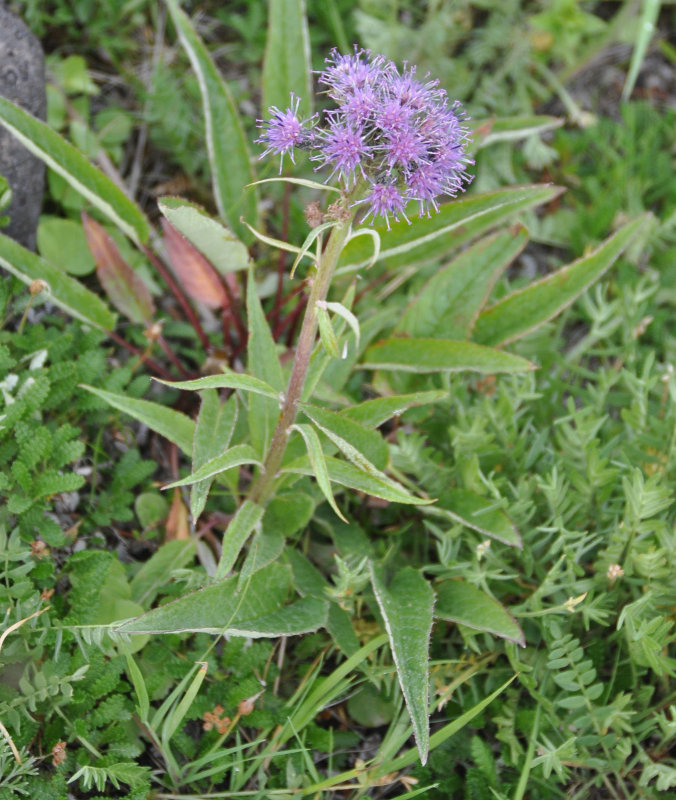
[0,7,46,250]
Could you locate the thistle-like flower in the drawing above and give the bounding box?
[256,47,473,227]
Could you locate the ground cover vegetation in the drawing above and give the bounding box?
[0,1,675,798]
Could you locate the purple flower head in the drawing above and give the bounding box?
[255,94,315,173]
[256,49,473,224]
[358,183,409,229]
[313,122,369,186]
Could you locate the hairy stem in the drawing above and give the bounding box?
[248,216,353,506]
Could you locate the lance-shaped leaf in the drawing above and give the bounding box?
[262,0,313,118]
[247,270,285,456]
[81,385,194,454]
[158,196,250,275]
[116,562,327,636]
[471,115,563,150]
[164,444,260,489]
[155,371,279,400]
[190,391,237,520]
[473,214,651,347]
[217,500,266,578]
[82,212,154,324]
[340,390,448,428]
[0,95,149,244]
[285,454,432,506]
[338,185,564,272]
[165,0,258,240]
[370,564,435,764]
[161,218,229,309]
[292,423,346,521]
[301,403,388,471]
[362,339,535,374]
[435,580,525,646]
[435,489,522,548]
[0,232,116,330]
[396,227,529,340]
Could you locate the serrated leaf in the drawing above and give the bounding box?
[0,95,149,243]
[362,338,535,374]
[190,391,237,519]
[301,403,388,471]
[436,489,522,548]
[262,0,313,119]
[435,580,524,646]
[217,500,265,578]
[161,218,228,308]
[0,232,116,330]
[292,423,346,521]
[165,0,258,240]
[473,214,651,347]
[81,385,194,454]
[156,371,280,400]
[396,227,529,339]
[340,390,448,428]
[370,564,434,764]
[116,562,326,636]
[338,185,564,272]
[164,444,259,489]
[82,212,154,324]
[158,196,249,275]
[247,269,285,455]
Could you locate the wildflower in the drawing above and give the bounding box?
[255,93,313,173]
[256,47,473,227]
[606,563,624,584]
[52,741,67,767]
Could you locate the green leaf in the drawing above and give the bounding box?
[247,270,285,455]
[239,527,285,582]
[472,115,563,149]
[262,0,313,119]
[37,217,96,276]
[292,423,346,522]
[165,0,258,240]
[396,228,529,339]
[217,500,265,578]
[264,492,315,538]
[316,302,341,358]
[248,176,339,193]
[81,385,194,454]
[362,339,535,374]
[340,390,448,428]
[156,371,280,400]
[158,196,250,275]
[301,403,389,471]
[338,185,564,272]
[130,539,197,608]
[285,454,433,506]
[473,214,651,347]
[191,391,237,519]
[0,95,149,243]
[436,489,522,548]
[370,565,435,764]
[116,562,327,636]
[0,233,117,330]
[435,581,525,646]
[164,444,260,489]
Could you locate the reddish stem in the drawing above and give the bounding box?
[108,330,174,380]
[142,244,211,352]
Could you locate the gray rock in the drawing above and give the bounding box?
[0,7,45,250]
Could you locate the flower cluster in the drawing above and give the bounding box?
[256,47,473,227]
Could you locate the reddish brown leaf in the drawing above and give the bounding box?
[162,218,229,309]
[165,488,190,540]
[82,211,155,324]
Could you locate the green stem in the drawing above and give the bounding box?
[247,215,354,506]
